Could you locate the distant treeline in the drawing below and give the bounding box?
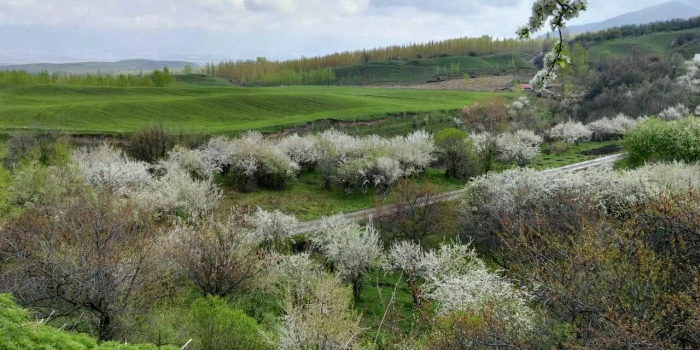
[207,36,543,85]
[571,16,700,46]
[0,68,176,87]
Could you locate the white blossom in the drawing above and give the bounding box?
[586,113,638,138]
[496,129,543,166]
[658,104,691,121]
[384,241,427,281]
[548,120,592,143]
[312,215,383,290]
[277,133,320,169]
[247,207,298,244]
[676,60,700,94]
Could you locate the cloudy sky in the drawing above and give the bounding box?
[0,0,687,63]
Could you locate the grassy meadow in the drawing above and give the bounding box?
[587,28,700,61]
[0,84,500,134]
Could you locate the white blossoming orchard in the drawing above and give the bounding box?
[586,113,638,140]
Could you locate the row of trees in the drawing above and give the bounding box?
[207,36,543,84]
[571,15,700,47]
[0,68,176,87]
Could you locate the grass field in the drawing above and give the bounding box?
[587,28,700,61]
[0,84,500,134]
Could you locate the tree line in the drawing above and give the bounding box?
[0,67,176,87]
[207,36,543,85]
[570,15,700,47]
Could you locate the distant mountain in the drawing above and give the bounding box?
[0,59,197,74]
[566,1,700,35]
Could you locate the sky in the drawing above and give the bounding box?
[0,0,691,64]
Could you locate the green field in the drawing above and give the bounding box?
[0,84,500,134]
[587,28,700,61]
[334,53,534,85]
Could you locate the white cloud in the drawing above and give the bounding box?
[0,0,674,62]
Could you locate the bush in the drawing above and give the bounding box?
[586,113,639,141]
[0,293,177,350]
[459,97,510,133]
[434,128,480,180]
[3,131,70,169]
[624,116,700,166]
[496,129,543,166]
[657,104,691,121]
[128,124,175,163]
[547,120,592,144]
[186,296,271,350]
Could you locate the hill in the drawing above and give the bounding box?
[585,27,700,60]
[0,84,498,134]
[0,59,196,74]
[566,1,700,35]
[332,53,534,86]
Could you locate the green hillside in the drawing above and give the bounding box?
[586,28,700,60]
[333,53,534,85]
[0,84,499,134]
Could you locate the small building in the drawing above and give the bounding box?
[695,53,700,63]
[519,84,532,90]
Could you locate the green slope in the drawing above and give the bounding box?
[0,84,500,134]
[587,28,700,60]
[333,53,534,85]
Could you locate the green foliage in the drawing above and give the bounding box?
[0,69,176,88]
[0,293,175,350]
[624,117,700,166]
[186,296,271,350]
[435,128,481,180]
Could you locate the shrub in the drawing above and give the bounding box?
[470,131,498,171]
[3,131,70,169]
[277,133,320,170]
[624,116,700,166]
[459,97,510,133]
[496,129,543,166]
[168,213,260,297]
[435,128,480,180]
[186,296,271,350]
[0,293,177,350]
[247,207,298,250]
[128,124,175,163]
[657,104,691,121]
[586,113,639,140]
[547,120,592,144]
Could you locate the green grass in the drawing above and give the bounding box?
[587,28,700,61]
[0,84,500,134]
[218,167,463,221]
[334,53,534,85]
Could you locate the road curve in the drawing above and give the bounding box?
[291,153,624,235]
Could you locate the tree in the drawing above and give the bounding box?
[168,213,260,297]
[312,215,383,299]
[496,129,543,166]
[434,128,480,180]
[0,188,163,340]
[517,0,587,92]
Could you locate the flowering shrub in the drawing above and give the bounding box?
[421,241,534,332]
[658,104,691,121]
[547,120,592,144]
[496,129,543,166]
[163,145,216,180]
[247,207,298,247]
[276,133,320,170]
[676,60,699,94]
[72,143,221,219]
[72,143,153,192]
[586,113,638,140]
[312,215,383,297]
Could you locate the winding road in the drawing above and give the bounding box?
[291,153,624,235]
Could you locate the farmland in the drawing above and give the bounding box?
[0,84,499,134]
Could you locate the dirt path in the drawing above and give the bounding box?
[290,154,623,235]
